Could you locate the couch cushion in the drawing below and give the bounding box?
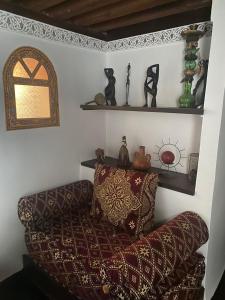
[18,180,93,229]
[25,209,134,300]
[91,164,158,237]
[100,211,208,299]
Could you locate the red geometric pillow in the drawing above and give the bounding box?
[91,164,158,237]
[99,211,209,299]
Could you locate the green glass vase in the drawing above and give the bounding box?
[179,81,194,108]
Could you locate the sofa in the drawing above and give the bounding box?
[18,165,208,300]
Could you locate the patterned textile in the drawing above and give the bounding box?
[25,210,133,300]
[91,164,158,237]
[156,253,205,300]
[18,180,93,229]
[18,181,208,300]
[100,211,208,299]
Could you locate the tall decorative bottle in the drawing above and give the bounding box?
[179,25,204,108]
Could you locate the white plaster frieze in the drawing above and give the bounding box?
[106,22,212,52]
[0,10,107,51]
[0,10,212,52]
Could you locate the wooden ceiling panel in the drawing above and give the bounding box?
[0,0,106,39]
[104,7,211,41]
[70,0,178,26]
[90,0,212,33]
[17,0,67,12]
[43,0,122,20]
[0,0,212,41]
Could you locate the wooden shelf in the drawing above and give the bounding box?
[81,156,196,196]
[80,105,204,115]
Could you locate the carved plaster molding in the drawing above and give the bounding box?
[0,10,212,52]
[106,22,212,52]
[0,10,106,51]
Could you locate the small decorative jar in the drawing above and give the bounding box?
[132,146,151,171]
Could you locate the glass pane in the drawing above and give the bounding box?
[34,65,48,80]
[14,84,51,119]
[23,58,39,73]
[13,61,30,78]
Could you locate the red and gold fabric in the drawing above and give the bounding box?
[18,180,209,300]
[25,210,133,299]
[18,180,93,229]
[91,164,158,237]
[100,211,208,299]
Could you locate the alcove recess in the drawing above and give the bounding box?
[80,106,203,195]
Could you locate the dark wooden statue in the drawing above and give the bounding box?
[124,63,131,106]
[118,136,130,168]
[193,59,208,108]
[144,64,159,107]
[104,68,117,106]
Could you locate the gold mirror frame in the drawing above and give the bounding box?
[3,46,60,130]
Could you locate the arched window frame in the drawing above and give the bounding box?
[3,46,59,130]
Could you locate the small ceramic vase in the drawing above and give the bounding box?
[132,146,151,170]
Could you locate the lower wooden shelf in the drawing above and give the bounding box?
[81,156,196,196]
[80,105,204,115]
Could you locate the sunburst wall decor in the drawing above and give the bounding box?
[154,138,186,171]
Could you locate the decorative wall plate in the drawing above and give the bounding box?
[154,138,186,171]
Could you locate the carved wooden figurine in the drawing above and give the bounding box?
[124,63,131,106]
[104,68,117,106]
[118,136,130,168]
[193,59,208,108]
[95,148,105,163]
[144,64,159,108]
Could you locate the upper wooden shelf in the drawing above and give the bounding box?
[81,156,196,196]
[80,105,204,115]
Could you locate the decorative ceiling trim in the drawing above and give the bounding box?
[0,10,106,52]
[106,22,212,52]
[0,10,212,52]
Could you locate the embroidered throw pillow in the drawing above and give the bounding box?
[91,164,158,237]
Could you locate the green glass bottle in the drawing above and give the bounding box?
[178,25,204,108]
[179,81,194,108]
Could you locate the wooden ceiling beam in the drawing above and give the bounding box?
[104,7,211,41]
[43,0,122,20]
[90,0,212,33]
[0,0,106,40]
[70,0,178,26]
[16,0,66,12]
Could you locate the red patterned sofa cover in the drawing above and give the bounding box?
[18,180,208,300]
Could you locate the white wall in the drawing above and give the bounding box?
[80,33,212,263]
[102,8,225,296]
[1,2,225,298]
[101,36,212,230]
[105,37,211,173]
[205,91,225,299]
[0,29,106,280]
[201,0,225,298]
[81,3,225,297]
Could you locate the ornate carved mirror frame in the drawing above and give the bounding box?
[3,47,59,130]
